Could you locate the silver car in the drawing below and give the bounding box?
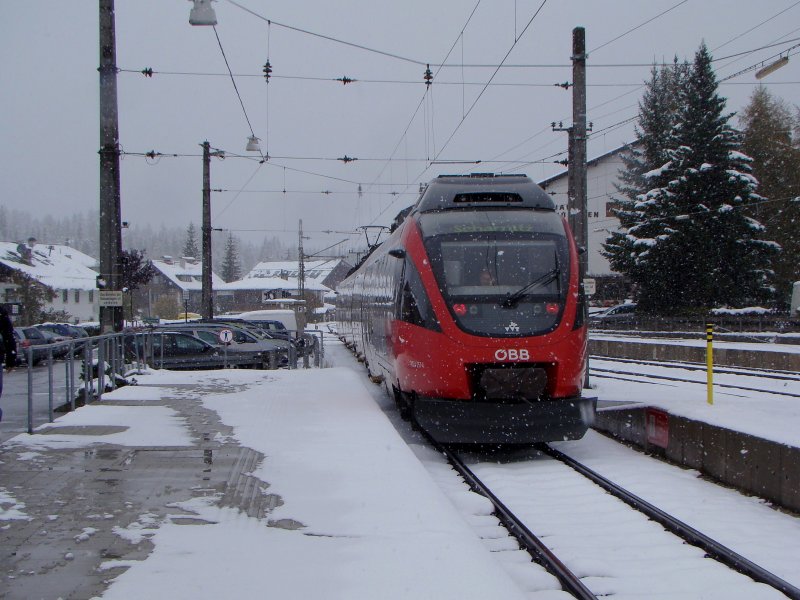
[154,324,290,367]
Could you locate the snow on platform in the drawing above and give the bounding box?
[2,367,529,600]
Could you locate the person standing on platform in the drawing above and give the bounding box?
[0,305,17,422]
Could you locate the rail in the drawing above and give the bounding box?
[541,444,800,600]
[426,435,597,600]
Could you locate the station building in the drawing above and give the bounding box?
[538,143,634,303]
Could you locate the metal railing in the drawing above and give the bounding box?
[22,328,327,434]
[24,332,130,434]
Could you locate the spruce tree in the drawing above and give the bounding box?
[182,222,200,258]
[604,60,688,287]
[221,233,242,283]
[616,43,776,313]
[740,87,800,307]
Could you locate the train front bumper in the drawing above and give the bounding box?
[413,395,596,444]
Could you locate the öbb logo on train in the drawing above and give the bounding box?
[494,348,530,361]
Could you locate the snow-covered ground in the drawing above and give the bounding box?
[589,357,800,447]
[1,332,799,598]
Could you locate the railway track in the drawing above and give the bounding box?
[429,439,596,600]
[431,437,800,599]
[589,365,800,399]
[590,355,800,382]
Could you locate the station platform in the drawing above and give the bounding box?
[0,365,542,600]
[588,335,800,513]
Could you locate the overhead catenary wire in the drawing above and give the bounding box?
[360,0,483,224]
[126,1,800,240]
[589,0,689,54]
[223,0,430,66]
[212,26,259,146]
[432,0,550,164]
[712,0,800,52]
[470,13,800,178]
[366,0,552,227]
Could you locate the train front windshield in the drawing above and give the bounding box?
[419,209,571,337]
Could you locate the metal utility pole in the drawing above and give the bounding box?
[99,0,123,332]
[298,219,305,301]
[569,26,589,281]
[201,141,213,320]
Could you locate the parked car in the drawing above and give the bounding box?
[155,323,291,368]
[12,327,48,366]
[124,331,267,370]
[34,329,71,358]
[213,317,293,342]
[589,302,637,326]
[77,322,101,337]
[37,322,89,339]
[164,323,290,353]
[214,318,317,357]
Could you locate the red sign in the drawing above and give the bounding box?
[646,408,669,448]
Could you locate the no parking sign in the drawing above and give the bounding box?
[218,328,233,344]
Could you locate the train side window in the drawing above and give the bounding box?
[400,281,423,325]
[398,257,441,332]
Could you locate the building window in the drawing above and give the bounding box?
[89,290,94,303]
[62,289,68,303]
[74,290,80,303]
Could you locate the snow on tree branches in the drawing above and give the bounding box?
[604,43,776,314]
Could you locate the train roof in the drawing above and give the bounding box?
[414,173,555,213]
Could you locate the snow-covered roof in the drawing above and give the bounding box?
[152,257,224,291]
[217,274,331,293]
[245,259,344,281]
[0,241,99,291]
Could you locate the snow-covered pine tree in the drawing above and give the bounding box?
[221,232,242,283]
[604,59,688,290]
[740,87,800,308]
[625,43,776,313]
[182,222,200,258]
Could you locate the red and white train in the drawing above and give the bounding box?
[337,174,595,443]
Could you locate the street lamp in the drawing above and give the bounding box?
[189,0,217,26]
[246,135,262,152]
[755,56,789,80]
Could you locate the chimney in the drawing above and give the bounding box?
[162,255,173,265]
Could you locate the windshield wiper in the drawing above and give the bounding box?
[501,268,560,308]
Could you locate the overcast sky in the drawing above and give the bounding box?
[2,1,799,254]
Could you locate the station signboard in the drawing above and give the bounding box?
[98,290,124,307]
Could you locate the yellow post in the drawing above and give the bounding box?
[706,323,714,405]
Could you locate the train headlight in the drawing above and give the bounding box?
[546,302,560,314]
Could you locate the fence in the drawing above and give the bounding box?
[22,328,327,434]
[592,314,800,336]
[23,332,129,434]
